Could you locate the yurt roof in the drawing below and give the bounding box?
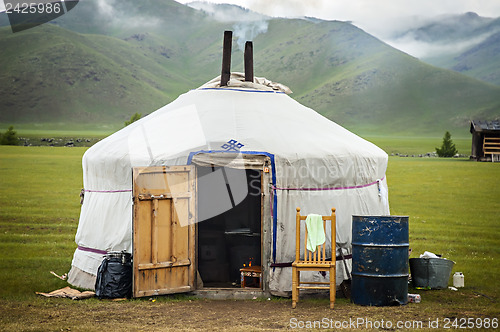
[83,73,387,189]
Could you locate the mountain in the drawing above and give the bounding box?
[0,0,222,126]
[0,24,191,124]
[388,12,500,86]
[1,1,499,135]
[392,12,498,43]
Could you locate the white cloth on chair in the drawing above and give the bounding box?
[305,214,325,252]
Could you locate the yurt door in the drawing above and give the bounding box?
[132,166,196,297]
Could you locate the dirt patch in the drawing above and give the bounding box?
[1,290,498,331]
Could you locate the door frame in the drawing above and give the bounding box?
[131,153,273,296]
[191,154,271,291]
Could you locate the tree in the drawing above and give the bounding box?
[0,126,18,145]
[124,113,142,127]
[436,131,458,157]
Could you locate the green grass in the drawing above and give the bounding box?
[0,141,499,305]
[2,128,111,147]
[387,157,500,298]
[0,125,117,136]
[366,135,471,156]
[0,146,84,299]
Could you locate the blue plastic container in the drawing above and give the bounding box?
[351,215,409,306]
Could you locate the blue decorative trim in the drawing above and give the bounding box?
[187,150,279,266]
[221,139,244,152]
[198,87,285,94]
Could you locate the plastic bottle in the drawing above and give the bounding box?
[453,272,464,288]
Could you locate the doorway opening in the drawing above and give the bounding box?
[197,166,262,288]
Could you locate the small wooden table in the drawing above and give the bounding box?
[240,266,262,288]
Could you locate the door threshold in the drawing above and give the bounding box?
[191,288,269,300]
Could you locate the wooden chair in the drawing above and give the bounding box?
[292,207,336,309]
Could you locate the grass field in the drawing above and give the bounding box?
[0,142,499,330]
[366,135,471,156]
[387,158,500,297]
[0,146,83,300]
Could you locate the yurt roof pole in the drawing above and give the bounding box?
[244,41,254,82]
[220,30,232,86]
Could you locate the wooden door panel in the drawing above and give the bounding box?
[133,166,196,297]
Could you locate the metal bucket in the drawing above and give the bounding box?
[410,258,454,289]
[351,215,409,306]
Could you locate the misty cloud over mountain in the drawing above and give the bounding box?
[384,12,500,59]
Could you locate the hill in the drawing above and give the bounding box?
[425,30,500,86]
[389,12,500,86]
[1,1,499,135]
[249,19,500,134]
[0,24,192,124]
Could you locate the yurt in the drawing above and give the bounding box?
[68,70,390,297]
[68,34,390,296]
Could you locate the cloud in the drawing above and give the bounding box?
[186,1,270,50]
[386,32,497,58]
[178,0,500,58]
[381,11,500,58]
[95,0,115,17]
[94,0,161,29]
[187,1,268,22]
[245,0,324,18]
[178,0,500,39]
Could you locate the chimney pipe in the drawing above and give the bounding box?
[220,31,232,86]
[244,41,254,82]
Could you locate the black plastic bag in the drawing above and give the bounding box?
[95,252,132,299]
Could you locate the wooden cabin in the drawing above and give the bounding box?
[470,120,500,162]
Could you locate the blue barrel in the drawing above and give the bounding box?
[351,215,409,306]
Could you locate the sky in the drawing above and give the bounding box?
[174,0,500,38]
[2,1,500,28]
[1,0,499,57]
[2,1,499,36]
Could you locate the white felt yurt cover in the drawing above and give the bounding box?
[68,73,390,293]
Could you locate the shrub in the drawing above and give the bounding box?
[436,131,458,157]
[125,113,142,126]
[0,126,18,145]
